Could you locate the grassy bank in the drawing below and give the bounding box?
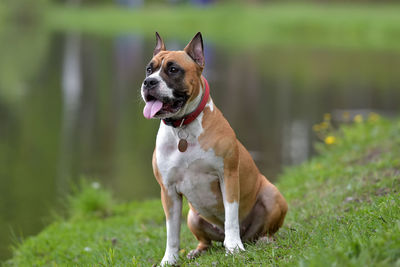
[6,116,400,266]
[44,3,400,51]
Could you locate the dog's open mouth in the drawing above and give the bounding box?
[143,94,184,119]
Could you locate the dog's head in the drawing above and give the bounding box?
[141,32,205,120]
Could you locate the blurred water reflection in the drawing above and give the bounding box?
[0,31,400,260]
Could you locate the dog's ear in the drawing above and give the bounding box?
[184,32,204,68]
[153,32,166,56]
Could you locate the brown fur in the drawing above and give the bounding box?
[148,35,287,262]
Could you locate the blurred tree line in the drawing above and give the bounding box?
[3,0,398,26]
[3,0,48,24]
[5,0,399,10]
[47,0,400,3]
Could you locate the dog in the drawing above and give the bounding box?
[141,32,288,266]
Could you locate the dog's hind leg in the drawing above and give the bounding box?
[242,177,288,242]
[187,208,224,259]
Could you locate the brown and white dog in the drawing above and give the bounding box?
[141,32,288,266]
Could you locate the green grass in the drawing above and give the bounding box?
[6,116,400,266]
[44,3,400,51]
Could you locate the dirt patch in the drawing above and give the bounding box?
[356,147,384,165]
[374,187,392,197]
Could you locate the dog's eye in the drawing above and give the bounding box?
[169,67,178,74]
[146,67,152,75]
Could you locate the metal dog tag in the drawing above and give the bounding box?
[177,125,188,153]
[178,139,188,152]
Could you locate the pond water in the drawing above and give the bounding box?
[0,29,400,260]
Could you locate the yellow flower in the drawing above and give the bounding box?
[368,112,380,122]
[354,114,363,123]
[324,135,336,145]
[324,113,331,121]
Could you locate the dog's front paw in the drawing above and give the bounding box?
[160,253,178,266]
[224,238,245,254]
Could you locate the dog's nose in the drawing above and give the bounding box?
[143,78,159,89]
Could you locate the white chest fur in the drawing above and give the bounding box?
[155,104,224,219]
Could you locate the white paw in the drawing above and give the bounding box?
[160,253,178,266]
[224,238,245,254]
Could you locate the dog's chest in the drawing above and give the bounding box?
[155,116,225,217]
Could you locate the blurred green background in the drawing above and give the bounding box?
[1,0,400,261]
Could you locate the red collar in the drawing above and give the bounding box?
[163,76,210,128]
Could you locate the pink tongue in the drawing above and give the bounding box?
[143,100,163,119]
